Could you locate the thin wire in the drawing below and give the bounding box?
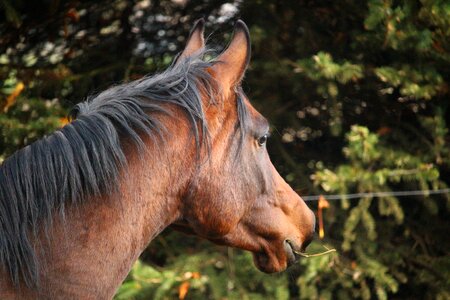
[301,188,450,201]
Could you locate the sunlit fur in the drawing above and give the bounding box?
[0,21,315,299]
[0,51,248,288]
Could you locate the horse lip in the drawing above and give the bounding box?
[284,240,300,266]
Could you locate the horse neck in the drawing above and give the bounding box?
[1,132,193,299]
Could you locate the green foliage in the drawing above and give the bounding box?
[297,52,363,85]
[374,65,444,100]
[296,53,363,136]
[115,233,290,300]
[308,124,447,299]
[0,93,67,160]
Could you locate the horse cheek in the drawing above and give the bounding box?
[189,207,242,238]
[183,191,244,238]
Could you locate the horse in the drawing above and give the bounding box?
[0,19,315,299]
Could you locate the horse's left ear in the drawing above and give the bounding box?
[174,18,205,65]
[210,20,251,90]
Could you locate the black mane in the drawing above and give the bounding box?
[0,51,247,288]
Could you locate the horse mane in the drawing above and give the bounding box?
[0,50,247,288]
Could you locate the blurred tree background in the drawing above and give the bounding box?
[1,0,449,299]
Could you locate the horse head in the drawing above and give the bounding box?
[173,20,316,273]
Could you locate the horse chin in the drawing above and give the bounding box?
[252,241,301,273]
[252,251,288,274]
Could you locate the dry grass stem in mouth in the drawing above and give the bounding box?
[293,245,337,258]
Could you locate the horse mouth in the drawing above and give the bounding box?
[252,240,302,273]
[284,240,300,267]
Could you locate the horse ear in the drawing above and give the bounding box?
[210,20,251,90]
[174,18,205,64]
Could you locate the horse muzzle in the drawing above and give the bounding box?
[284,238,312,267]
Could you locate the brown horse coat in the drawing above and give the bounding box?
[0,20,315,299]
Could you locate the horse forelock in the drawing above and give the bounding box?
[0,49,250,288]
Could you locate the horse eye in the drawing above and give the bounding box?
[257,134,268,146]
